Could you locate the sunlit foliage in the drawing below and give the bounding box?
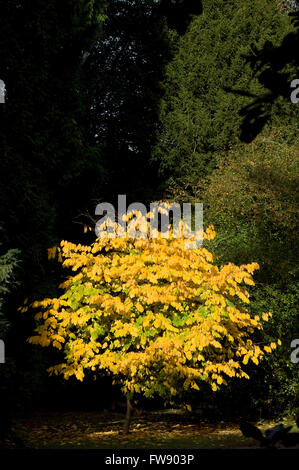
[28,213,278,405]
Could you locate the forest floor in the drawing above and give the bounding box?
[5,410,299,449]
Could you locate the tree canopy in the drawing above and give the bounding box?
[152,0,295,188]
[29,215,278,418]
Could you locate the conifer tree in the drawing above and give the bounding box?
[153,0,294,188]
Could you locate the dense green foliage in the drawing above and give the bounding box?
[153,0,296,188]
[202,132,298,283]
[0,238,20,337]
[249,282,299,415]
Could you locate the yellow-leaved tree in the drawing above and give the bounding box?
[28,211,279,432]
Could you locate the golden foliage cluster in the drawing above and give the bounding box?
[27,216,279,403]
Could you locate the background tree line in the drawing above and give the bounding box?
[0,0,298,421]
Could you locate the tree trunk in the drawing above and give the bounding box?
[124,396,133,434]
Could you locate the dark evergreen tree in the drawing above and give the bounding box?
[152,0,295,190]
